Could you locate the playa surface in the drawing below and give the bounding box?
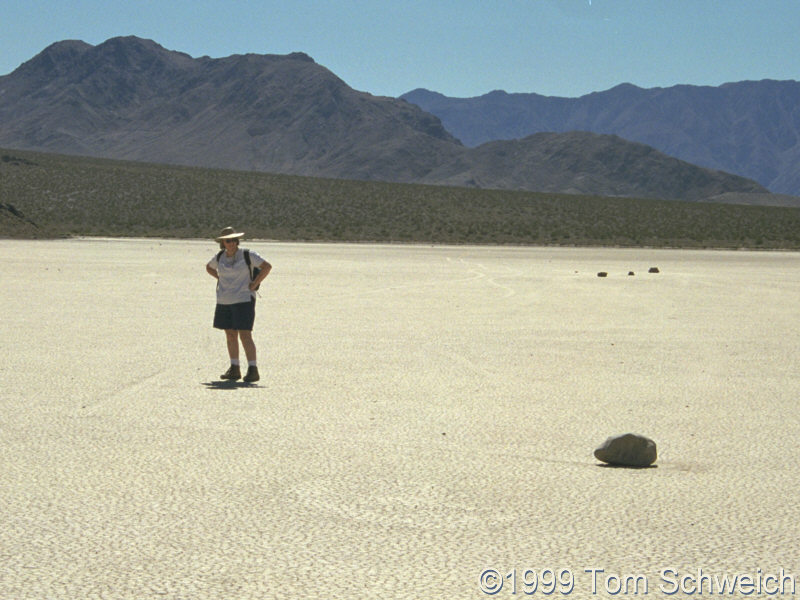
[1,238,798,599]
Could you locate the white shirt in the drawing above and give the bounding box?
[208,248,266,304]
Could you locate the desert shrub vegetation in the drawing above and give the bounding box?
[1,148,799,248]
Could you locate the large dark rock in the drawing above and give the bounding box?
[594,433,657,467]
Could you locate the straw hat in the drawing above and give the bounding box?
[214,226,245,242]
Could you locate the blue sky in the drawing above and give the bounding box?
[2,0,799,98]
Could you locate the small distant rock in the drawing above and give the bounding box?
[648,267,660,273]
[594,433,657,467]
[597,272,608,277]
[628,271,635,276]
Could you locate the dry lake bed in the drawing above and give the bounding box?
[1,238,799,599]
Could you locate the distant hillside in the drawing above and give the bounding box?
[0,36,769,202]
[419,132,767,201]
[2,147,799,249]
[401,81,800,196]
[0,37,460,182]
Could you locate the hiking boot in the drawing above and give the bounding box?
[243,365,260,383]
[220,365,241,380]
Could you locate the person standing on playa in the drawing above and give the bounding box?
[206,227,272,382]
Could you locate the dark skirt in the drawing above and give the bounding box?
[213,298,256,331]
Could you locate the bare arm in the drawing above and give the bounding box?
[206,264,218,279]
[249,260,272,290]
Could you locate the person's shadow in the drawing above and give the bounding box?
[201,380,261,390]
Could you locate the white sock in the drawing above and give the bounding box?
[248,361,257,367]
[231,359,240,366]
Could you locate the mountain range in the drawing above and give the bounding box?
[401,81,800,196]
[0,36,783,203]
